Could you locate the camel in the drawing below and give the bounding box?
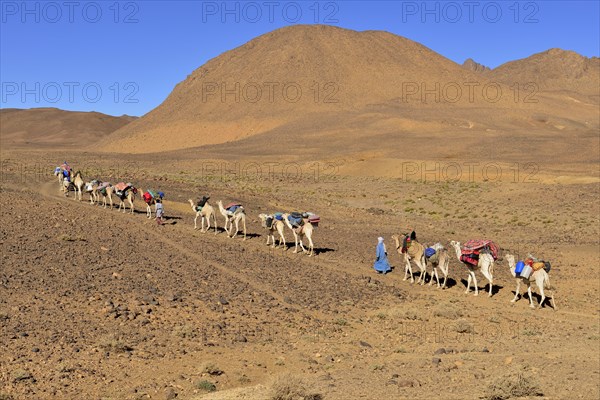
[84,180,101,205]
[188,199,217,234]
[450,241,495,297]
[217,200,247,240]
[72,171,85,201]
[391,234,427,284]
[55,167,71,196]
[140,189,157,219]
[426,242,450,289]
[282,213,315,256]
[258,214,286,248]
[97,183,114,209]
[505,253,557,310]
[116,186,136,214]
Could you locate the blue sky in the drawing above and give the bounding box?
[1,0,598,116]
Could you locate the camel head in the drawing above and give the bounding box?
[505,253,515,269]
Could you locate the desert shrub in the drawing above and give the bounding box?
[454,319,474,333]
[195,380,216,392]
[269,373,323,400]
[433,302,463,319]
[485,370,543,400]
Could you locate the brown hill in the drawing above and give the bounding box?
[0,108,135,149]
[100,25,496,153]
[100,25,599,156]
[489,48,600,97]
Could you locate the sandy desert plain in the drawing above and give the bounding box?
[1,25,599,400]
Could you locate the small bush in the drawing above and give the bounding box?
[454,319,474,334]
[195,380,216,392]
[269,373,322,400]
[485,371,543,400]
[433,303,463,319]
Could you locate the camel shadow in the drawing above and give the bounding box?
[459,278,503,295]
[526,292,556,309]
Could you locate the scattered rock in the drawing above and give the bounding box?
[218,296,229,305]
[482,347,490,353]
[234,335,247,343]
[31,347,40,353]
[359,341,372,348]
[434,348,446,355]
[397,379,415,388]
[164,387,177,400]
[432,357,441,366]
[12,369,33,382]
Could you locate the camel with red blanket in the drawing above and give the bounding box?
[141,189,164,219]
[450,240,496,297]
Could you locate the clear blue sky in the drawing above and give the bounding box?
[1,0,598,116]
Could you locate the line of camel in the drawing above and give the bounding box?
[54,168,556,311]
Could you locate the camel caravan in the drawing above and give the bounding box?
[50,164,556,309]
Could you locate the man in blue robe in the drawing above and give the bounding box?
[373,237,392,274]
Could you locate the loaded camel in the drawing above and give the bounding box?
[258,214,286,248]
[391,234,427,284]
[426,242,450,289]
[505,253,557,310]
[84,180,101,205]
[72,171,85,201]
[115,184,136,214]
[282,213,315,256]
[96,183,114,209]
[216,201,247,240]
[188,198,217,234]
[140,189,159,219]
[450,240,494,297]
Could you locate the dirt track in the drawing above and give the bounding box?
[1,152,599,400]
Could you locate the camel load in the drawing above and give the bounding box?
[287,212,320,230]
[459,239,499,267]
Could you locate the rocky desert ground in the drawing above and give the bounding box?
[0,147,598,400]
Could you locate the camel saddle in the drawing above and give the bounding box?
[462,240,499,260]
[115,182,129,192]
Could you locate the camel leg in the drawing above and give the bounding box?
[527,284,535,308]
[549,290,557,311]
[194,215,198,230]
[539,284,546,309]
[442,274,447,289]
[231,219,239,238]
[292,232,299,253]
[242,218,246,241]
[465,273,471,294]
[472,272,479,296]
[511,280,521,303]
[306,234,314,256]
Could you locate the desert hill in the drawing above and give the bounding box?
[99,25,599,156]
[0,108,136,149]
[488,48,600,97]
